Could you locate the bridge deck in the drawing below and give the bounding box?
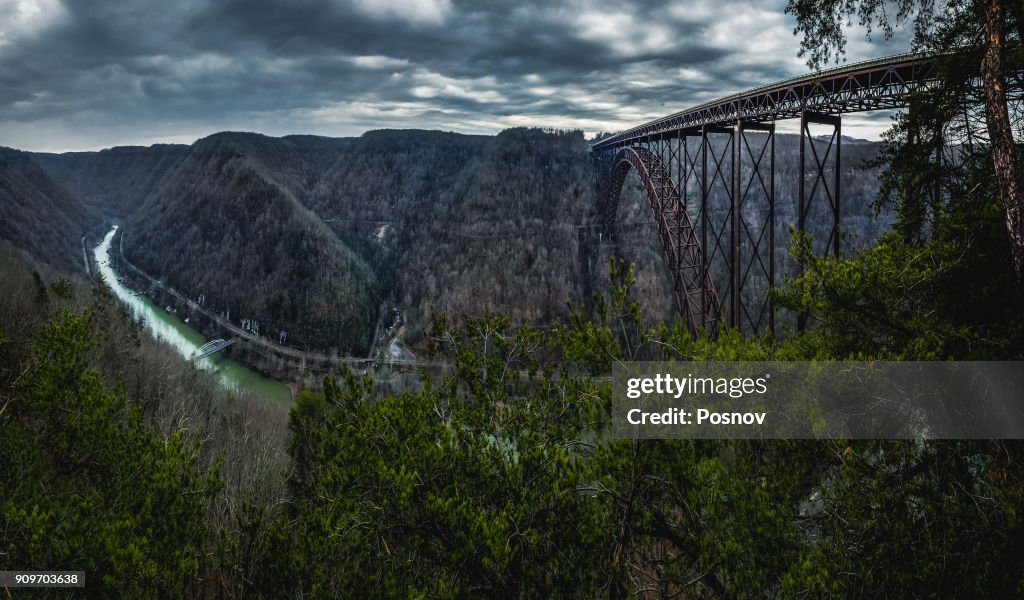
[592,51,941,151]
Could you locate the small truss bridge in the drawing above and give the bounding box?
[192,338,235,361]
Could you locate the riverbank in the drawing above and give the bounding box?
[96,226,447,394]
[93,226,294,403]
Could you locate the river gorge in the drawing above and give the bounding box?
[93,225,292,404]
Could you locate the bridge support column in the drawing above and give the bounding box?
[702,125,735,329]
[681,131,701,213]
[799,111,842,254]
[666,133,683,210]
[735,120,776,335]
[799,111,842,330]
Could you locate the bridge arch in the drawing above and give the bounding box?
[594,53,951,334]
[600,146,722,334]
[191,338,235,361]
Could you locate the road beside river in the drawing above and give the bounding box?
[94,225,292,404]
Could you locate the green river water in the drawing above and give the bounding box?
[95,226,292,404]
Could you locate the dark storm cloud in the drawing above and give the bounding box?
[0,0,914,151]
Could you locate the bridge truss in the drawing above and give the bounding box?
[192,338,235,361]
[592,53,940,335]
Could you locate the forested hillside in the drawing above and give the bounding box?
[36,129,600,353]
[0,147,97,272]
[0,252,288,597]
[309,129,594,343]
[121,133,377,355]
[35,128,887,356]
[33,144,188,217]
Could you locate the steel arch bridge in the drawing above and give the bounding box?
[592,52,942,335]
[192,338,235,361]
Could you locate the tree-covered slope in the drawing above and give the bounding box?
[123,133,376,354]
[396,128,593,331]
[187,132,354,203]
[33,144,189,216]
[0,147,96,272]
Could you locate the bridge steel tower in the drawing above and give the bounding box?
[592,52,938,336]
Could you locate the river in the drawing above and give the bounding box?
[94,226,292,404]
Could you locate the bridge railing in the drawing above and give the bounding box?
[592,50,947,150]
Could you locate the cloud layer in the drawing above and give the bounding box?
[0,0,912,151]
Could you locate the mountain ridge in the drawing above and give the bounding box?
[0,147,97,272]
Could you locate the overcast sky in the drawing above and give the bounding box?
[0,0,914,152]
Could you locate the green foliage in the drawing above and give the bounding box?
[266,258,815,597]
[282,327,609,597]
[785,0,943,70]
[775,175,1024,360]
[264,241,1024,597]
[0,309,219,596]
[780,439,1024,597]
